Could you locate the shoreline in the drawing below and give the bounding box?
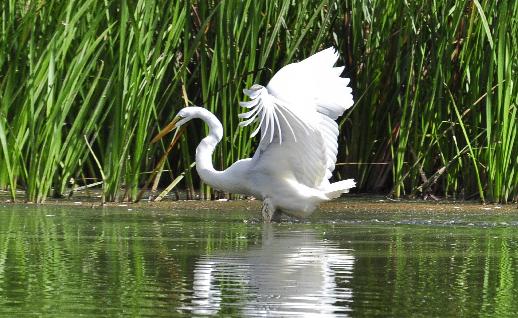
[1,193,516,214]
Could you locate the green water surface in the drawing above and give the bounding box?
[0,204,517,317]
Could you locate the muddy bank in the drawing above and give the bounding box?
[1,191,516,214]
[136,197,517,214]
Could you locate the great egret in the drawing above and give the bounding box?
[152,47,355,222]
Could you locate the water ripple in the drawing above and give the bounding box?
[1,206,518,317]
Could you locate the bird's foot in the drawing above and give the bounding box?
[261,198,281,223]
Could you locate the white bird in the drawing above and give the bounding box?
[152,47,355,222]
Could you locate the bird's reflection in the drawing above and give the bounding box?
[188,225,354,317]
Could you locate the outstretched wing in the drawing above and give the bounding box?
[239,47,353,187]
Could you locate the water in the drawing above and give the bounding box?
[0,204,517,317]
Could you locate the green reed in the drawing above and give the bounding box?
[0,0,517,203]
[337,0,517,202]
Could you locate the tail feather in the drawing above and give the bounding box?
[324,179,355,199]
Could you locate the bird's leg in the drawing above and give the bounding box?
[261,198,281,223]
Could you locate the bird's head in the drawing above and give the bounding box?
[175,107,198,126]
[150,107,195,144]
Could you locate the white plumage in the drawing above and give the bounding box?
[153,47,355,221]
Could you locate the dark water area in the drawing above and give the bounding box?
[0,204,517,317]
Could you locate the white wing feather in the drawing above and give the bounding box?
[239,47,353,188]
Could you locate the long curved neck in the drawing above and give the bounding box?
[192,108,228,190]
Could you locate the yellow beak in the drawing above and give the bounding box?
[151,116,182,144]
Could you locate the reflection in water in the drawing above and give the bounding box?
[0,206,518,317]
[188,225,354,317]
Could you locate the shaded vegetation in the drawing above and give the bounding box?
[0,0,516,202]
